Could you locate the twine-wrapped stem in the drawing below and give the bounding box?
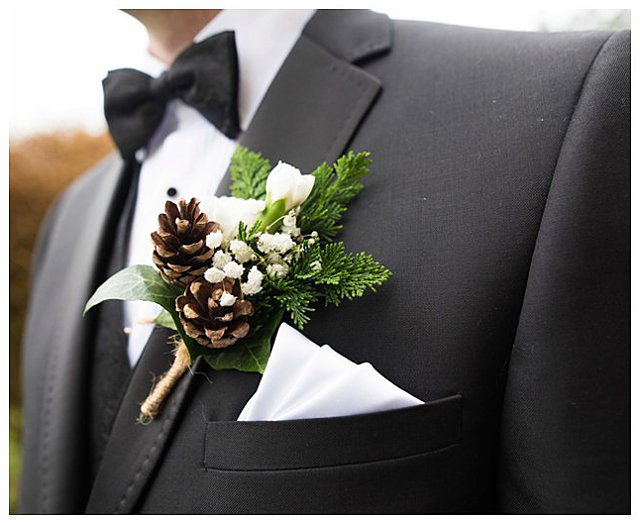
[138,340,190,424]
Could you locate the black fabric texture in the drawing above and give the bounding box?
[19,10,630,514]
[88,166,139,480]
[86,327,212,515]
[497,30,631,513]
[203,395,462,471]
[103,30,240,158]
[19,155,129,513]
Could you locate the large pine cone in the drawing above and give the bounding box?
[151,198,217,287]
[176,277,254,349]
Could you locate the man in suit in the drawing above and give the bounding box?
[20,9,629,513]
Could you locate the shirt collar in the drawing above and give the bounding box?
[138,9,315,131]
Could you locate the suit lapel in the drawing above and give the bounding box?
[216,10,390,192]
[86,9,391,514]
[86,328,199,514]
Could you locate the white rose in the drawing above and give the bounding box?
[265,161,315,210]
[201,196,265,241]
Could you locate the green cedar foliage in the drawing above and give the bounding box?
[229,146,272,200]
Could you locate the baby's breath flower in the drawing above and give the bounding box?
[257,232,295,254]
[223,260,244,279]
[267,263,289,279]
[266,253,284,265]
[219,291,237,307]
[229,239,254,264]
[212,250,232,269]
[204,266,225,284]
[241,266,264,296]
[206,230,224,250]
[282,225,301,237]
[311,260,322,271]
[283,212,296,227]
[281,212,300,236]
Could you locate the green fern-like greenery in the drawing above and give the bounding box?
[264,276,317,329]
[230,146,272,200]
[255,239,391,330]
[299,151,372,240]
[229,146,390,332]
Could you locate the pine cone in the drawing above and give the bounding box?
[151,198,217,287]
[176,277,254,349]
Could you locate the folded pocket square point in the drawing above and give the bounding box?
[237,323,423,421]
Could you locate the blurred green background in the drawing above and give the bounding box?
[8,8,630,514]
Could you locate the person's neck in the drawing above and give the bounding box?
[124,9,221,66]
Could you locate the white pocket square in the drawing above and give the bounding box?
[238,323,423,421]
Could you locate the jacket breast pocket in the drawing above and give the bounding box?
[203,393,463,472]
[196,394,464,513]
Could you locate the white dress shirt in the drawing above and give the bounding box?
[123,9,314,367]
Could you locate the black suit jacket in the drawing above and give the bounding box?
[19,10,630,514]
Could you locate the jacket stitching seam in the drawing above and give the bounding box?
[202,443,460,473]
[501,32,618,396]
[115,394,176,513]
[322,60,376,163]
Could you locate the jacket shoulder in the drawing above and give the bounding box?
[32,153,122,272]
[61,152,123,204]
[389,18,620,69]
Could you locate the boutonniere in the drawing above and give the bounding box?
[85,147,391,422]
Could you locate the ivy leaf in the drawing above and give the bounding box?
[154,309,177,330]
[83,265,201,360]
[84,265,180,313]
[203,309,284,373]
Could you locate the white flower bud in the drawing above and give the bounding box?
[265,161,315,210]
[311,260,322,271]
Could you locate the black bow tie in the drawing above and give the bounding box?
[103,31,240,159]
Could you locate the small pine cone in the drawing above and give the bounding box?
[176,277,254,349]
[151,198,218,287]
